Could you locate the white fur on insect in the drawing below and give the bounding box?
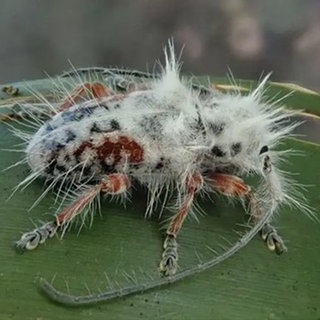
[25,54,291,205]
[8,42,311,305]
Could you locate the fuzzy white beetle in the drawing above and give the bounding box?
[8,42,308,305]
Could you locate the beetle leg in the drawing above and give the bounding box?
[160,172,203,276]
[206,172,286,254]
[58,82,115,111]
[15,173,130,251]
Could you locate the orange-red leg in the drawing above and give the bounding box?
[3,81,136,122]
[206,172,286,254]
[16,174,130,251]
[207,173,251,197]
[160,173,204,276]
[59,82,114,111]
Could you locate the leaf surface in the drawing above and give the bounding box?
[0,74,319,319]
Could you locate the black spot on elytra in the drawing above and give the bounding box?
[65,130,76,143]
[110,119,121,130]
[82,166,93,177]
[155,157,165,170]
[45,140,65,152]
[140,116,162,137]
[64,154,71,162]
[61,110,82,122]
[155,162,164,170]
[61,107,97,123]
[259,145,269,155]
[101,104,110,111]
[45,123,54,133]
[90,122,103,133]
[90,119,121,133]
[45,159,57,175]
[209,122,225,135]
[211,146,225,157]
[55,164,66,173]
[129,163,142,170]
[231,142,242,156]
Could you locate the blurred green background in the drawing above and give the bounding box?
[0,0,320,90]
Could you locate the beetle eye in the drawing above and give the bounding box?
[259,145,269,155]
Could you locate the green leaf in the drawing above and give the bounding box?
[0,73,320,319]
[196,76,320,115]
